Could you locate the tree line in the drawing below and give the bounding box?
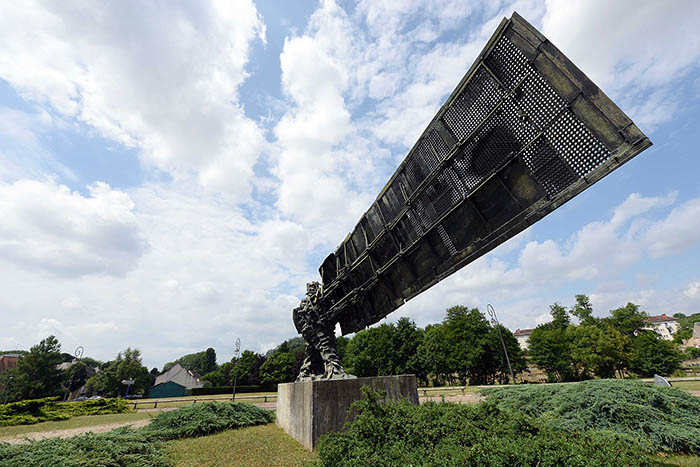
[528,295,686,381]
[0,336,153,403]
[1,296,693,403]
[216,306,527,388]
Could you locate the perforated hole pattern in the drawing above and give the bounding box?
[485,35,529,90]
[548,111,611,178]
[515,68,566,131]
[442,68,504,142]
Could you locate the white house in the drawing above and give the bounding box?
[642,314,679,341]
[513,328,534,350]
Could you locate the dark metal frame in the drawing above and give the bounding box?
[316,12,651,336]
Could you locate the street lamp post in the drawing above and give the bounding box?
[232,337,241,402]
[63,345,84,402]
[487,304,515,384]
[122,379,135,397]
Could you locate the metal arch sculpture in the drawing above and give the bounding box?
[293,12,652,381]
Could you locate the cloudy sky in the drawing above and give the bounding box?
[1,0,699,370]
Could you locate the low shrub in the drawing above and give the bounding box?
[317,388,649,466]
[142,401,274,440]
[0,429,169,467]
[482,379,700,454]
[0,397,129,426]
[0,402,274,466]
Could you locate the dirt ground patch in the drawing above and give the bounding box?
[0,419,151,445]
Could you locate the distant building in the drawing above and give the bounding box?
[150,363,204,398]
[680,322,700,350]
[514,328,534,350]
[0,354,20,376]
[642,314,679,341]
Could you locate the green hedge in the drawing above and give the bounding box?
[0,397,130,427]
[317,388,649,466]
[0,402,274,466]
[191,384,276,396]
[482,379,700,454]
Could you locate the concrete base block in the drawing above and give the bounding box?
[276,374,418,450]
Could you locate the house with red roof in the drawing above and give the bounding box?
[513,328,535,350]
[642,314,679,340]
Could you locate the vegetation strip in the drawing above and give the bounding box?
[317,387,652,466]
[0,397,129,427]
[0,402,273,466]
[482,379,700,454]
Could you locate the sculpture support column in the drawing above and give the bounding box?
[276,375,419,450]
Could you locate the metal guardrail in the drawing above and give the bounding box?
[131,394,277,410]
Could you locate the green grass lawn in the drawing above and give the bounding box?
[168,423,316,466]
[0,412,152,437]
[671,380,700,391]
[655,454,700,466]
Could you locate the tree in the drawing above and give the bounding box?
[605,303,646,338]
[259,352,295,384]
[344,323,394,377]
[629,331,683,377]
[202,361,235,387]
[343,318,424,379]
[85,348,150,397]
[549,303,570,327]
[431,306,525,385]
[484,324,527,384]
[571,294,596,325]
[204,348,217,375]
[64,360,95,394]
[442,306,492,384]
[528,304,576,382]
[570,325,630,379]
[417,323,451,385]
[672,312,700,344]
[234,350,265,385]
[0,336,65,402]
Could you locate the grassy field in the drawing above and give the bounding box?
[657,455,700,466]
[0,412,152,437]
[168,423,315,466]
[671,380,700,391]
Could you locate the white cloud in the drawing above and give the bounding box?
[396,193,700,329]
[645,198,700,258]
[541,0,700,129]
[0,107,75,182]
[0,179,147,276]
[685,282,700,299]
[1,1,699,369]
[0,181,314,366]
[0,1,267,199]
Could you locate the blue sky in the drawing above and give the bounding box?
[1,0,699,369]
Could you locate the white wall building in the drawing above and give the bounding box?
[514,328,534,350]
[642,314,679,341]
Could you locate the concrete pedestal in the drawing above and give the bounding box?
[276,374,418,450]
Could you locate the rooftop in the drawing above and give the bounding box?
[644,313,677,323]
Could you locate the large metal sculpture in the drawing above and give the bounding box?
[293,12,651,381]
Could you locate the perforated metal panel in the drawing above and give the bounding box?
[318,12,652,335]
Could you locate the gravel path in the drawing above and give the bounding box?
[0,419,152,445]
